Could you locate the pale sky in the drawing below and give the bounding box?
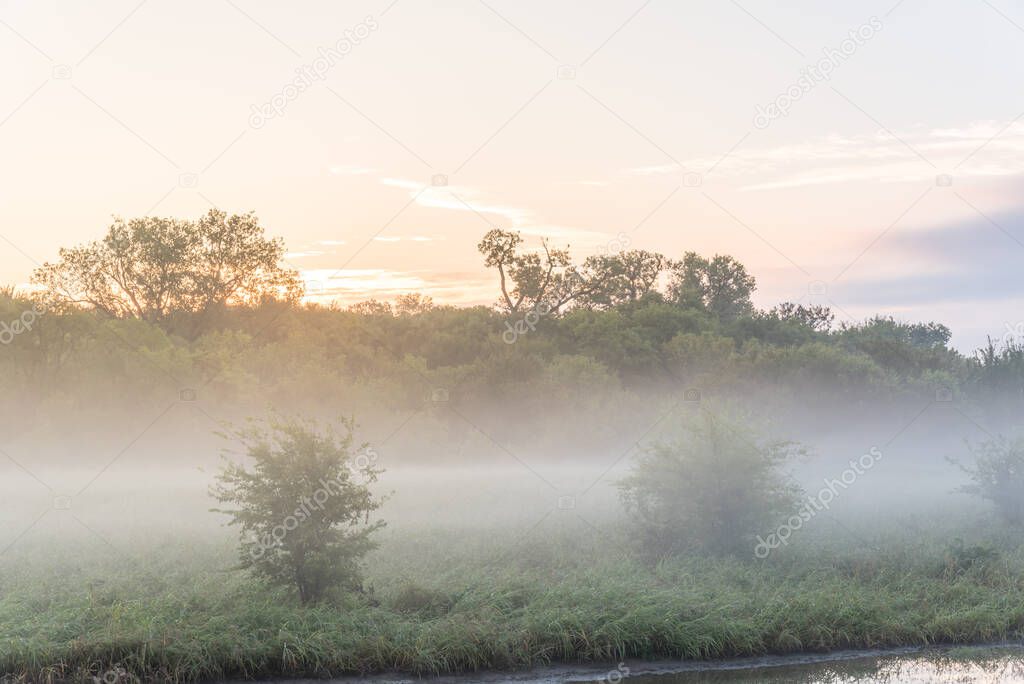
[2,0,1024,349]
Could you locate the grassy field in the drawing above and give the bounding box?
[0,461,1016,683]
[3,510,1024,684]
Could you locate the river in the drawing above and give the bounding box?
[257,645,1024,684]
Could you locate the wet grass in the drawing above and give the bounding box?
[3,520,1024,683]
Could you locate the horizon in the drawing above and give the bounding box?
[10,5,1024,682]
[3,0,1024,349]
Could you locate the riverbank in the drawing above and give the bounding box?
[4,521,1024,683]
[227,645,1024,683]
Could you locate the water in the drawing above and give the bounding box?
[281,645,1024,683]
[609,647,1024,683]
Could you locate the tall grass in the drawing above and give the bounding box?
[3,516,1024,683]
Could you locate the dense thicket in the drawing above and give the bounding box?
[1,219,1019,462]
[1,284,1017,460]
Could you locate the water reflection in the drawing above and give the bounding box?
[612,648,1024,684]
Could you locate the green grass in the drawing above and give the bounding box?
[4,519,1024,683]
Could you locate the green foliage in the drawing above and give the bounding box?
[477,228,573,314]
[574,250,669,309]
[766,302,834,332]
[8,223,1024,457]
[558,307,660,374]
[664,331,736,376]
[8,524,1024,682]
[667,252,756,319]
[838,316,955,373]
[0,287,998,461]
[969,337,1024,404]
[477,231,671,315]
[32,209,301,325]
[211,417,386,604]
[953,436,1024,525]
[942,538,1001,579]
[840,316,952,350]
[618,411,803,556]
[388,582,454,616]
[750,341,888,397]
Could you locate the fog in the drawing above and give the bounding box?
[0,391,998,549]
[4,268,1023,682]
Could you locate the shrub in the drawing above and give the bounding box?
[211,417,386,604]
[618,411,802,556]
[953,436,1024,525]
[389,583,454,616]
[942,538,1000,579]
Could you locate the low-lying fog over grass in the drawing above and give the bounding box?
[5,67,1024,684]
[9,2,1024,681]
[4,340,1024,683]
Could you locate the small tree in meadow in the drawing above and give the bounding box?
[954,436,1024,525]
[211,417,385,604]
[618,411,802,556]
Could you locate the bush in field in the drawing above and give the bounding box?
[211,417,386,604]
[942,538,1000,578]
[618,411,802,556]
[953,436,1024,525]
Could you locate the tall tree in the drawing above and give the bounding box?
[668,252,755,319]
[33,209,301,324]
[769,302,834,332]
[478,228,580,314]
[576,250,668,309]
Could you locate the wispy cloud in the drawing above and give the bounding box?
[629,120,1024,191]
[379,177,531,225]
[299,268,493,307]
[378,177,613,246]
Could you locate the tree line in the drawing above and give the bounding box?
[1,210,1020,456]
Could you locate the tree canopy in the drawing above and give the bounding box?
[476,229,757,321]
[32,209,301,324]
[9,213,1019,463]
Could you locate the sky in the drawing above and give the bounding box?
[1,0,1024,349]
